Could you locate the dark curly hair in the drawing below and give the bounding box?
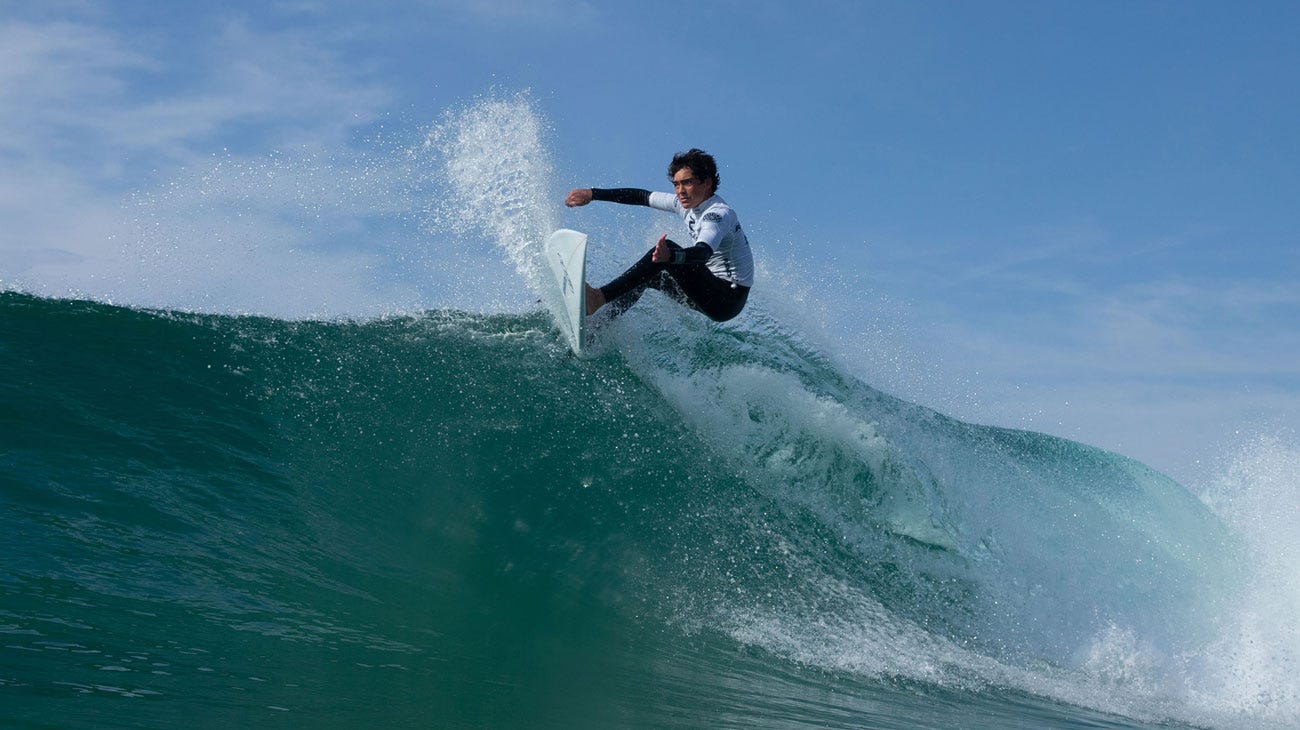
[667,148,720,192]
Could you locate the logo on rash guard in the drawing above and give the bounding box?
[703,212,722,223]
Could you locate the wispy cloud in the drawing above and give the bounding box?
[842,214,1300,487]
[0,20,150,169]
[1,15,389,171]
[0,11,411,314]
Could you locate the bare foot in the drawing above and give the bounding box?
[585,284,605,316]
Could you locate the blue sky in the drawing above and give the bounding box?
[2,1,1297,488]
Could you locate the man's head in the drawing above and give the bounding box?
[668,148,719,209]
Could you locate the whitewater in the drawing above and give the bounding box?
[2,94,1298,729]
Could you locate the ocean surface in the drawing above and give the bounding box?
[3,96,1298,729]
[3,289,1295,729]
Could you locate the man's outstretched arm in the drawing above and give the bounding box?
[565,188,652,207]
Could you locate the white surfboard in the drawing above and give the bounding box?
[543,229,588,355]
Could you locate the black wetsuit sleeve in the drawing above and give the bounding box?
[590,188,652,206]
[664,239,714,265]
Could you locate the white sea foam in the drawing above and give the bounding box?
[1184,433,1300,728]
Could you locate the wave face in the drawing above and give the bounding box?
[4,289,1288,729]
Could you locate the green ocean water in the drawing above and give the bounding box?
[4,290,1289,729]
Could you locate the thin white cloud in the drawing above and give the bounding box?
[849,217,1300,488]
[5,16,387,166]
[0,12,412,315]
[0,20,149,166]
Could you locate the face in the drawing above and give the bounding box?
[672,167,714,209]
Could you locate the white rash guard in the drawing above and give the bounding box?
[648,192,755,288]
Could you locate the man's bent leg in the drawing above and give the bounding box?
[596,248,671,319]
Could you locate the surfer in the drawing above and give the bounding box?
[564,148,754,322]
